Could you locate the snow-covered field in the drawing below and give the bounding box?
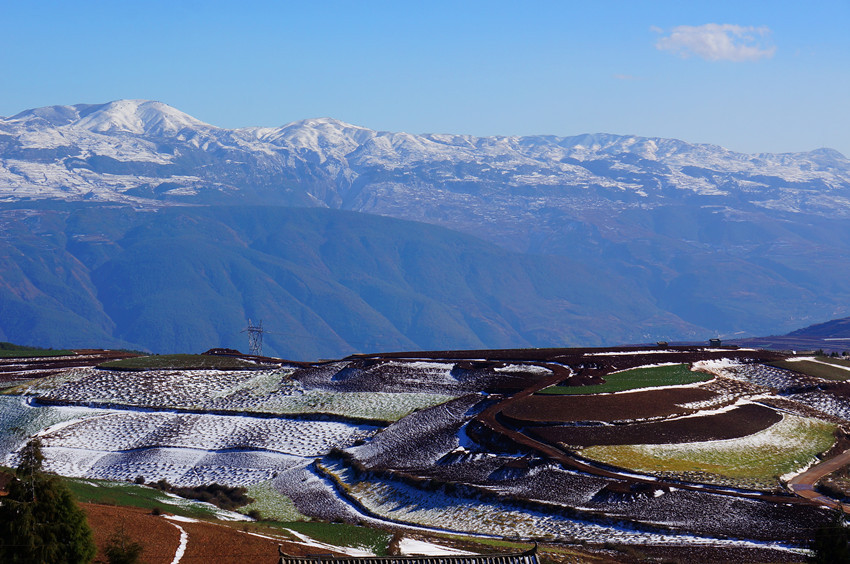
[40,410,376,456]
[23,367,455,421]
[20,367,284,410]
[255,390,457,421]
[789,391,850,421]
[44,446,304,487]
[713,361,805,391]
[0,393,379,487]
[320,459,801,550]
[0,395,105,460]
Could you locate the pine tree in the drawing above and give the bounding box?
[104,521,143,564]
[0,438,96,563]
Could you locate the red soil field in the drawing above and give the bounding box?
[82,504,319,564]
[501,386,719,423]
[83,504,181,564]
[527,403,782,447]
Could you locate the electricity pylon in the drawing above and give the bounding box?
[241,319,266,356]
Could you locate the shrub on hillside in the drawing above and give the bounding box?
[148,481,254,511]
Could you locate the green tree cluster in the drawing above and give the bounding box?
[0,439,96,563]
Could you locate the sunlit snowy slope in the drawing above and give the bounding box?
[2,100,849,215]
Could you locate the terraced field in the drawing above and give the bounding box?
[529,402,782,447]
[770,357,850,381]
[11,366,455,422]
[580,414,837,490]
[502,386,720,423]
[538,363,711,395]
[2,346,847,562]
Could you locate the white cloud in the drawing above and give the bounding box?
[655,24,776,62]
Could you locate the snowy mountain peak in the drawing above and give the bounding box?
[1,99,849,219]
[250,117,377,154]
[278,117,375,139]
[7,104,92,127]
[72,100,211,136]
[807,147,848,161]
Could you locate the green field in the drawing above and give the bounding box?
[268,521,391,556]
[62,477,240,519]
[819,356,850,368]
[581,414,836,489]
[0,341,72,358]
[99,354,258,371]
[240,480,305,521]
[770,358,850,381]
[538,363,710,395]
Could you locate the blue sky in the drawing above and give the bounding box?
[1,1,848,155]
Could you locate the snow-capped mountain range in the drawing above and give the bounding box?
[2,99,849,218]
[3,99,850,354]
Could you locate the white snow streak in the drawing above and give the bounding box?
[166,520,188,564]
[398,538,476,556]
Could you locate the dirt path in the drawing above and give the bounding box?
[787,448,850,512]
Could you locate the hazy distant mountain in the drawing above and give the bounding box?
[726,315,850,353]
[787,317,850,339]
[2,100,850,353]
[0,205,699,358]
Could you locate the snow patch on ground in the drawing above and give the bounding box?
[495,364,552,375]
[692,358,744,377]
[166,521,188,564]
[165,515,200,523]
[588,350,676,356]
[398,538,476,556]
[779,458,820,484]
[607,362,681,374]
[283,528,375,556]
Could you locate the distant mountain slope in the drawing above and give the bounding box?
[787,317,850,339]
[0,204,699,359]
[726,316,850,352]
[3,100,850,340]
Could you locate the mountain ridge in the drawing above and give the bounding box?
[3,99,847,211]
[6,100,845,159]
[3,100,850,347]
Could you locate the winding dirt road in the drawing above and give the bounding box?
[787,448,850,512]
